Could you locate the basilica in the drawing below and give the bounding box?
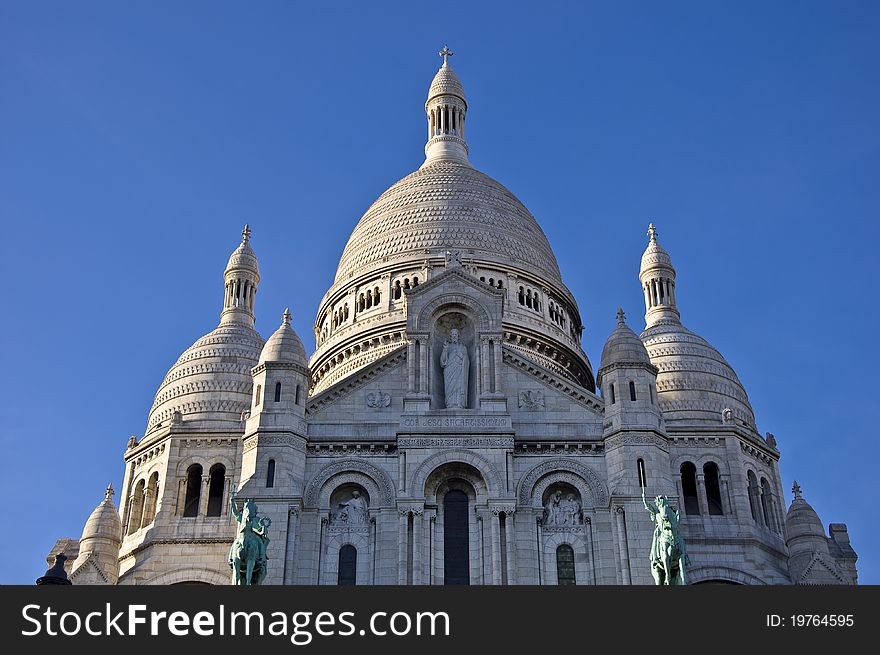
[45,51,858,586]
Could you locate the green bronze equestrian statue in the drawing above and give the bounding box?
[228,490,271,585]
[643,489,689,585]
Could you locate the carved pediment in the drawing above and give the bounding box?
[404,267,504,334]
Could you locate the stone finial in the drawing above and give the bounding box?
[765,432,777,448]
[647,223,657,242]
[439,44,454,66]
[282,308,292,325]
[616,307,626,325]
[792,480,802,499]
[242,224,252,243]
[126,435,138,450]
[104,484,114,501]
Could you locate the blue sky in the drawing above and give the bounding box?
[1,1,877,584]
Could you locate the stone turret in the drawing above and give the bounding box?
[70,484,123,584]
[423,45,469,165]
[785,481,857,584]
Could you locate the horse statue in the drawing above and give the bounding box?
[643,489,689,585]
[228,490,271,585]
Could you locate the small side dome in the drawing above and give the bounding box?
[80,484,123,545]
[600,308,652,370]
[259,308,308,365]
[785,481,828,553]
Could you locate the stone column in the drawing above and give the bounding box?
[504,511,516,585]
[720,477,734,516]
[490,509,502,585]
[614,506,631,585]
[397,509,408,585]
[480,337,490,396]
[407,341,416,392]
[696,473,709,516]
[283,508,300,584]
[419,339,428,393]
[493,339,503,393]
[536,518,544,585]
[412,509,424,584]
[199,476,211,516]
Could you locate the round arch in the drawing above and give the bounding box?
[687,566,767,586]
[304,459,395,508]
[517,458,609,508]
[141,567,230,586]
[410,449,503,498]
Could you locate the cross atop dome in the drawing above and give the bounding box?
[242,224,252,243]
[617,307,626,324]
[104,483,114,501]
[647,223,657,242]
[792,480,802,499]
[282,307,292,325]
[439,44,454,66]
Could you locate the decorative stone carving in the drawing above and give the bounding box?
[722,407,734,424]
[330,490,369,526]
[518,389,546,410]
[518,458,609,507]
[543,490,582,527]
[440,328,469,409]
[765,432,777,449]
[366,390,391,408]
[171,410,183,425]
[445,249,463,268]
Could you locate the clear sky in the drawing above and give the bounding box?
[1,1,877,584]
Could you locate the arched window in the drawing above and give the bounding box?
[637,458,647,490]
[266,459,276,488]
[143,472,159,526]
[295,384,301,405]
[760,478,774,531]
[183,464,202,517]
[338,545,357,585]
[747,470,759,522]
[629,380,637,401]
[254,384,262,407]
[403,278,411,290]
[206,464,225,517]
[412,276,419,286]
[704,462,724,515]
[497,280,503,289]
[526,289,533,309]
[394,280,401,299]
[127,479,146,534]
[556,544,576,585]
[366,290,372,308]
[518,286,525,305]
[681,462,700,515]
[443,490,469,585]
[374,286,380,304]
[609,383,616,404]
[274,381,282,403]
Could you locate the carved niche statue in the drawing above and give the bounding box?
[440,328,469,409]
[643,489,689,585]
[543,490,582,527]
[228,491,271,585]
[331,490,369,526]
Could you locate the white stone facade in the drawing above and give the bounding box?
[47,52,857,586]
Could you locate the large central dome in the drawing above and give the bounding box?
[310,55,593,395]
[334,159,562,284]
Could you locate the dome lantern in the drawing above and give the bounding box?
[220,224,261,327]
[424,45,469,165]
[639,224,680,328]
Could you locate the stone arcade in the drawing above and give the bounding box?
[46,51,858,586]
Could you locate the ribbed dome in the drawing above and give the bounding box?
[227,239,259,276]
[80,485,122,544]
[641,231,673,272]
[785,483,829,555]
[259,309,307,365]
[334,159,562,284]
[641,320,755,427]
[428,63,466,103]
[147,323,264,432]
[600,309,652,370]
